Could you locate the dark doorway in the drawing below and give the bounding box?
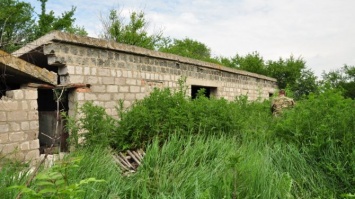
[191,85,217,99]
[38,88,69,153]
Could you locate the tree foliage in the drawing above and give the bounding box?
[224,52,268,75]
[0,0,86,53]
[266,56,305,89]
[322,65,355,99]
[0,0,35,52]
[100,9,162,50]
[35,0,87,39]
[159,37,213,61]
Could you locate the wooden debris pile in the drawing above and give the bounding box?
[112,149,145,174]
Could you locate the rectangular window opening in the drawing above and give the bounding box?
[191,85,217,99]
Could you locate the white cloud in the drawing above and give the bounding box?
[24,0,355,77]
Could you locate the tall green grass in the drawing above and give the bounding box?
[59,133,333,198]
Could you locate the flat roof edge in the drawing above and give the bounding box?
[13,31,276,82]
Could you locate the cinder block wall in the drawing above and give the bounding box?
[0,88,40,161]
[42,42,277,118]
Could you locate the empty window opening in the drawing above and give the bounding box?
[191,85,217,99]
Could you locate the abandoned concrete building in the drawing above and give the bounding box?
[0,31,277,161]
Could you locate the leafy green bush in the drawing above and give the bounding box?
[9,156,105,199]
[65,102,116,148]
[272,89,355,195]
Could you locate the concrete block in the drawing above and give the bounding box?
[25,149,39,161]
[115,78,126,85]
[20,141,30,150]
[69,75,85,83]
[9,122,20,131]
[24,89,37,100]
[107,85,118,93]
[21,121,30,130]
[0,143,19,154]
[21,101,28,110]
[9,132,26,142]
[1,101,19,111]
[141,86,146,93]
[123,100,131,108]
[84,67,90,75]
[84,93,97,100]
[6,90,24,99]
[164,74,171,81]
[91,67,97,75]
[104,101,116,109]
[122,70,128,77]
[119,86,129,92]
[90,85,106,93]
[124,93,135,100]
[76,92,85,101]
[0,133,9,143]
[133,71,139,78]
[113,93,124,100]
[75,66,83,74]
[130,86,141,93]
[116,70,122,77]
[0,112,6,121]
[28,111,38,120]
[25,129,39,140]
[29,121,39,130]
[110,69,116,76]
[136,93,146,100]
[102,77,115,84]
[98,68,110,76]
[7,111,27,121]
[67,65,76,74]
[30,139,40,150]
[86,76,99,84]
[97,94,111,101]
[127,71,132,78]
[126,78,137,85]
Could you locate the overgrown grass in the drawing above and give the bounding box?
[44,134,333,198]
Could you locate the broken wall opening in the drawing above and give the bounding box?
[38,88,69,153]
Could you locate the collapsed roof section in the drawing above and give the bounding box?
[0,50,57,86]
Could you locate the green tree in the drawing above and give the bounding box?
[228,52,268,75]
[0,0,86,53]
[159,37,213,61]
[322,65,355,99]
[266,56,306,89]
[100,9,162,50]
[0,0,35,52]
[291,69,319,99]
[35,0,87,38]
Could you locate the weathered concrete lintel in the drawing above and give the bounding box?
[13,31,276,82]
[24,82,90,89]
[0,50,57,85]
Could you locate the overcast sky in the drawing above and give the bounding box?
[24,0,355,78]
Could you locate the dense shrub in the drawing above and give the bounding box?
[272,89,355,195]
[65,102,116,148]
